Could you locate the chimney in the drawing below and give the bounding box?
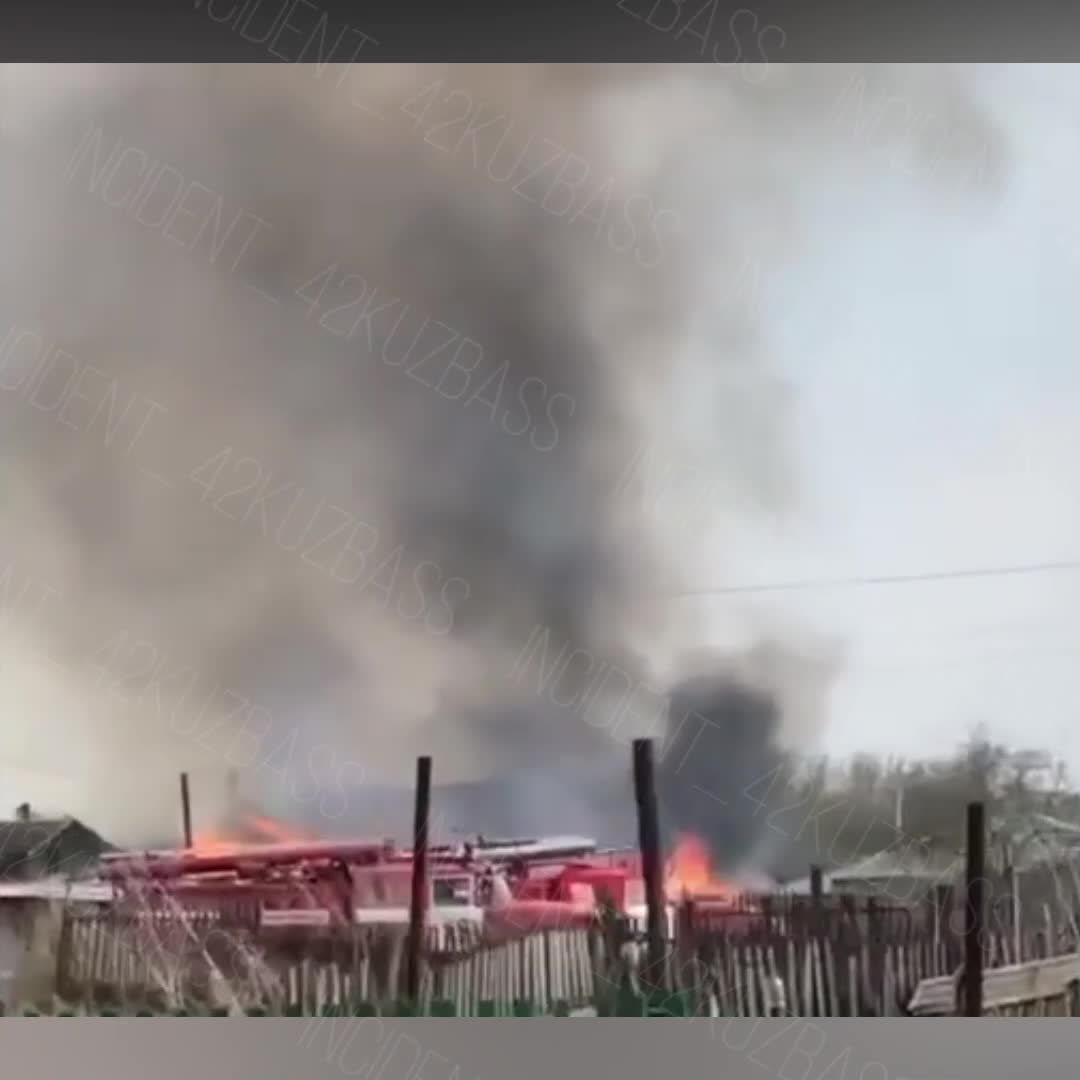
[15,802,31,822]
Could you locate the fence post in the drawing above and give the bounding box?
[1069,978,1080,1017]
[1005,865,1021,963]
[960,801,985,1017]
[866,896,884,1014]
[810,865,824,940]
[179,773,193,849]
[632,739,667,991]
[54,906,74,1004]
[675,900,701,1013]
[406,755,432,1007]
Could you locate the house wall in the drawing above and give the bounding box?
[0,918,18,1005]
[0,899,62,1010]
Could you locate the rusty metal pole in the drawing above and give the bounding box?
[632,738,667,989]
[179,772,193,849]
[406,755,432,1005]
[961,801,986,1016]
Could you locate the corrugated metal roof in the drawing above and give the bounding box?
[908,953,1080,1016]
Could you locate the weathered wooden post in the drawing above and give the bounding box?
[1043,902,1056,959]
[810,864,825,938]
[632,738,667,990]
[865,894,884,1014]
[179,772,193,849]
[406,755,432,1007]
[1005,864,1021,963]
[761,893,773,937]
[960,801,986,1016]
[931,883,952,969]
[675,898,701,1011]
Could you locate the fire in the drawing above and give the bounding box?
[665,833,735,900]
[191,812,315,853]
[245,814,314,844]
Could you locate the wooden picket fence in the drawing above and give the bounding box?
[55,911,492,1013]
[51,904,937,1017]
[909,953,1080,1017]
[676,917,950,1016]
[0,993,684,1017]
[45,871,1080,1017]
[427,928,597,1014]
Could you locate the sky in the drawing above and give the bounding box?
[682,65,1080,772]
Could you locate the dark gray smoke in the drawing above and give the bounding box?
[659,677,785,870]
[654,639,841,875]
[0,65,1006,847]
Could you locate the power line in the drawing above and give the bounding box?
[671,558,1080,597]
[850,646,1080,676]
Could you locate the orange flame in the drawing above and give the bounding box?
[191,813,315,853]
[245,814,314,844]
[665,833,735,900]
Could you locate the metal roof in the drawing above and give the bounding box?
[833,847,960,881]
[783,846,961,894]
[0,818,74,859]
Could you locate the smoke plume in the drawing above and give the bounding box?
[0,65,1005,847]
[657,640,840,874]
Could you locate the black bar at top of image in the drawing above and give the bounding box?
[0,0,1077,61]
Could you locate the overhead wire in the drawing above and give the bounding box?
[671,559,1080,597]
